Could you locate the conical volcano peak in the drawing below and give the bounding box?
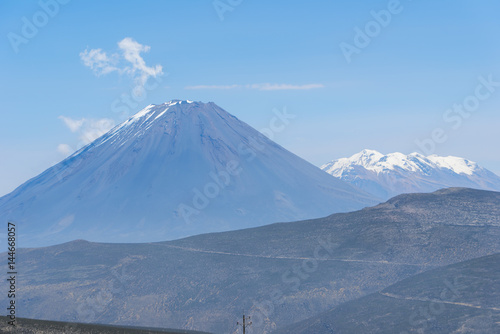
[128,100,197,120]
[125,100,231,126]
[166,99,195,104]
[0,101,378,247]
[102,100,225,146]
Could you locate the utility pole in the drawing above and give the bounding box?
[237,314,252,334]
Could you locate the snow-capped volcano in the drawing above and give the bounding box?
[0,101,378,247]
[321,149,500,199]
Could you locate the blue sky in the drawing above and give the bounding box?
[1,0,500,196]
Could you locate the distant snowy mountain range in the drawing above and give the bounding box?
[321,149,500,199]
[0,101,377,247]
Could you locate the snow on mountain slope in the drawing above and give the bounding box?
[321,149,500,200]
[0,101,378,247]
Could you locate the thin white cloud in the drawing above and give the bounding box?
[59,116,116,145]
[79,48,119,76]
[247,83,324,91]
[59,116,84,132]
[118,37,163,87]
[81,118,116,143]
[185,84,241,90]
[80,37,163,88]
[57,143,73,156]
[184,83,324,91]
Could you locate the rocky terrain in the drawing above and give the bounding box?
[1,188,498,333]
[273,253,500,333]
